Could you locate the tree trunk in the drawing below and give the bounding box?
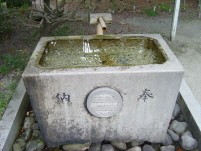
[42,0,50,35]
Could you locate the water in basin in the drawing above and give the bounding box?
[39,37,167,68]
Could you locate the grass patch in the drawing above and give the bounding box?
[158,3,172,12]
[0,81,18,119]
[52,24,70,36]
[0,52,29,75]
[143,8,158,16]
[0,51,29,119]
[0,15,13,40]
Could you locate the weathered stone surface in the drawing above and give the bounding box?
[13,139,26,151]
[126,146,142,151]
[102,144,115,151]
[182,131,192,137]
[173,103,180,117]
[176,113,184,122]
[151,144,160,151]
[129,140,144,147]
[88,143,102,151]
[31,123,39,130]
[111,141,127,150]
[31,130,42,139]
[23,117,35,129]
[22,35,184,145]
[26,139,45,151]
[181,135,198,150]
[62,143,91,151]
[160,145,175,151]
[142,145,155,151]
[162,134,173,146]
[29,113,35,117]
[169,120,187,134]
[20,128,32,141]
[167,129,179,141]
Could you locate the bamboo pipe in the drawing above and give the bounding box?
[97,23,103,35]
[98,16,107,31]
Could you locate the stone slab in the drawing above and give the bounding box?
[178,79,201,151]
[0,79,29,151]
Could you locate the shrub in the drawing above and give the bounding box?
[158,3,172,12]
[143,8,158,16]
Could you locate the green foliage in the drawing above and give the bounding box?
[181,2,188,11]
[158,3,172,12]
[53,24,70,36]
[6,0,31,8]
[8,81,17,91]
[0,81,17,118]
[19,3,29,11]
[143,8,158,16]
[0,52,29,75]
[0,92,11,118]
[0,15,13,40]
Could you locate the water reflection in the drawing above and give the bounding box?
[39,38,166,68]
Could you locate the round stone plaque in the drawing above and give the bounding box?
[87,87,123,117]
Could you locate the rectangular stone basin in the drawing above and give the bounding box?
[22,34,184,147]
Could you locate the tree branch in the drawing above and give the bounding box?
[70,0,85,18]
[16,17,41,28]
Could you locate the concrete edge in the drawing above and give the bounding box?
[178,79,201,150]
[0,79,29,151]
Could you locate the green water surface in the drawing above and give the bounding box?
[39,38,167,68]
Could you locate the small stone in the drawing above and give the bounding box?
[126,146,142,151]
[13,139,26,151]
[23,117,35,129]
[88,143,101,151]
[142,144,155,151]
[177,113,184,122]
[162,134,173,146]
[34,116,38,122]
[29,113,35,117]
[182,130,192,137]
[31,123,39,130]
[129,140,144,147]
[167,129,179,141]
[26,139,45,151]
[169,120,188,134]
[20,128,32,141]
[173,103,180,117]
[181,135,198,150]
[31,130,42,139]
[62,143,91,151]
[102,144,115,151]
[111,141,127,150]
[160,145,175,151]
[151,144,160,151]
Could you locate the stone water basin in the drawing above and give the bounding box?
[22,34,184,147]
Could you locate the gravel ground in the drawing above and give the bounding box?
[13,102,198,151]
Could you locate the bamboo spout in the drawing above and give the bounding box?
[98,16,107,31]
[89,13,112,35]
[97,23,104,35]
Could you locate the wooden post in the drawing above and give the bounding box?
[170,0,181,41]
